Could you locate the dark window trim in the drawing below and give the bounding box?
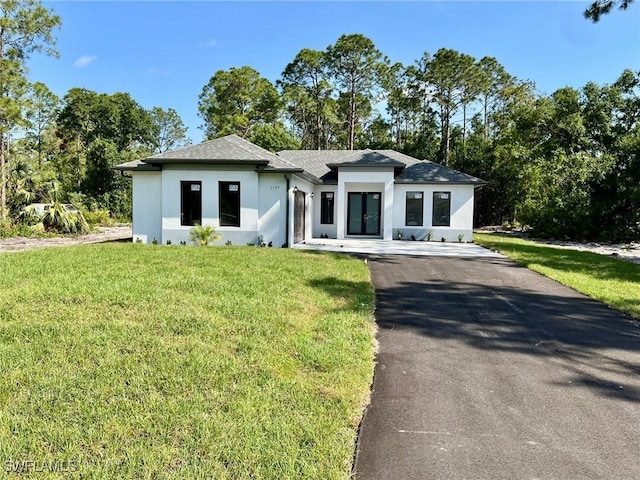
[219,181,241,227]
[180,180,202,226]
[405,191,424,226]
[432,191,451,227]
[320,191,335,225]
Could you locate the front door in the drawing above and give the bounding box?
[293,190,305,243]
[347,192,381,235]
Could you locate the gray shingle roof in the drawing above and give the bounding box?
[113,159,160,171]
[277,149,485,185]
[276,151,359,181]
[114,134,302,171]
[144,134,279,164]
[114,135,485,185]
[396,161,486,184]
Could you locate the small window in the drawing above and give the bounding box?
[219,181,240,227]
[405,191,423,226]
[432,192,451,227]
[181,181,202,226]
[320,192,334,224]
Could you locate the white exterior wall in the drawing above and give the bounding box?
[160,165,260,245]
[130,164,478,246]
[392,184,476,242]
[313,185,338,238]
[132,172,162,244]
[258,173,288,247]
[337,167,395,240]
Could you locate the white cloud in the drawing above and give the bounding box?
[73,55,97,68]
[202,39,218,47]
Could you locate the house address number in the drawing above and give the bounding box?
[270,185,280,190]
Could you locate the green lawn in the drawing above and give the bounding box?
[0,244,375,479]
[474,233,640,320]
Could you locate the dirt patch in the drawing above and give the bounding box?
[0,226,132,253]
[476,227,640,265]
[529,238,640,265]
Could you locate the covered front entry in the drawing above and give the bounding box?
[293,189,306,243]
[347,192,381,236]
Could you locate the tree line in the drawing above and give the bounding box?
[0,1,190,228]
[1,1,638,241]
[197,34,639,241]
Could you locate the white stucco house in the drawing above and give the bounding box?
[114,135,485,246]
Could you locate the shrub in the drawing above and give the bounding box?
[189,224,222,246]
[83,209,115,227]
[0,219,34,238]
[24,202,90,235]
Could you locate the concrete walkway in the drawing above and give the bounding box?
[354,255,640,479]
[293,238,502,257]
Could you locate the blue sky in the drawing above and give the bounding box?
[32,1,640,143]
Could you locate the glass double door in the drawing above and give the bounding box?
[347,192,381,236]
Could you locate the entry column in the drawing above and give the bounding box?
[336,176,346,239]
[383,178,394,240]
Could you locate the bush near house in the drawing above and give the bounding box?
[0,245,376,479]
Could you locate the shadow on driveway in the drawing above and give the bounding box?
[353,255,640,479]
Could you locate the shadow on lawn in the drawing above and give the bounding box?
[307,276,374,313]
[367,255,640,404]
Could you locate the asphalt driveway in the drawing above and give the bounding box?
[354,255,640,479]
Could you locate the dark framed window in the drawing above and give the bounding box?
[219,181,240,227]
[405,191,424,226]
[320,192,335,224]
[181,181,201,226]
[432,191,451,227]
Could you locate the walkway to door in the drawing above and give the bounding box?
[293,238,502,257]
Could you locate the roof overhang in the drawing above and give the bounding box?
[113,161,161,172]
[394,179,487,186]
[256,166,322,185]
[145,158,270,166]
[326,161,405,169]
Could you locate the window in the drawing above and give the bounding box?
[219,181,240,227]
[432,192,451,227]
[405,192,423,226]
[320,192,334,224]
[181,181,201,226]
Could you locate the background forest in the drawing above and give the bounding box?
[1,0,638,240]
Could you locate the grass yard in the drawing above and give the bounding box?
[474,233,640,320]
[0,244,376,479]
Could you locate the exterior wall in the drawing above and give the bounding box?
[160,165,260,245]
[337,167,395,240]
[289,175,314,245]
[312,185,338,238]
[132,172,162,244]
[130,164,478,246]
[392,184,476,242]
[257,173,288,247]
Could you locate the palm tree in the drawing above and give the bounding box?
[21,181,90,234]
[189,224,222,246]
